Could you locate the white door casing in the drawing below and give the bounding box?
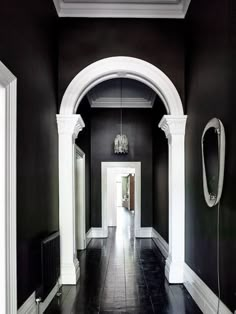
[56,114,85,285]
[0,61,17,313]
[75,145,86,250]
[58,56,187,284]
[102,164,137,234]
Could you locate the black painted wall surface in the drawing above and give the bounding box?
[185,0,236,310]
[90,108,153,227]
[58,18,185,105]
[76,97,91,232]
[0,1,59,308]
[152,99,169,242]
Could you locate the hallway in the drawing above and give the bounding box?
[46,208,201,313]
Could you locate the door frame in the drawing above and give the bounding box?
[0,61,17,313]
[101,162,141,237]
[75,145,86,251]
[57,56,187,284]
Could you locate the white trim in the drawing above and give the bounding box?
[75,145,86,250]
[54,0,191,18]
[101,162,141,238]
[152,228,169,258]
[86,227,108,238]
[159,115,187,284]
[86,227,154,239]
[18,292,36,314]
[0,61,17,314]
[18,282,61,314]
[60,57,183,116]
[56,114,85,285]
[58,56,186,286]
[86,228,93,245]
[184,264,232,314]
[135,227,153,238]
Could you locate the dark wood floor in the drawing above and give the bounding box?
[46,208,202,313]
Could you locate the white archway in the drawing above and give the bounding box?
[57,56,187,285]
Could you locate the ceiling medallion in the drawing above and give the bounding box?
[114,79,129,154]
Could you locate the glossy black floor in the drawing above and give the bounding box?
[46,208,201,313]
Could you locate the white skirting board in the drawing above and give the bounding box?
[135,227,153,238]
[151,228,169,258]
[18,282,60,314]
[184,264,232,314]
[152,228,232,314]
[86,227,108,239]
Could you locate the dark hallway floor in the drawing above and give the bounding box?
[46,207,201,313]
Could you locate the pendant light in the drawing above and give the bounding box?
[114,79,129,154]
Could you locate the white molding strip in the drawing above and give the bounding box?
[86,228,93,245]
[53,0,192,18]
[18,292,36,314]
[0,61,17,314]
[87,227,108,238]
[135,227,152,238]
[151,228,169,258]
[184,264,232,314]
[18,282,60,314]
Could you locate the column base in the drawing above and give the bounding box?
[61,258,80,285]
[165,256,184,284]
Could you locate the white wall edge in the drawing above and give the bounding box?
[151,228,169,258]
[184,263,232,314]
[18,281,60,314]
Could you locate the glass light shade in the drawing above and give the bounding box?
[114,134,129,154]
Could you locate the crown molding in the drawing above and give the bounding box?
[53,0,191,18]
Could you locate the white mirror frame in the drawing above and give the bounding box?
[201,118,225,207]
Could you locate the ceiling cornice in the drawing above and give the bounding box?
[53,0,191,19]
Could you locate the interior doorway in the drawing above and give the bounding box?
[102,162,141,237]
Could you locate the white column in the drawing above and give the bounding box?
[159,115,187,284]
[57,114,85,285]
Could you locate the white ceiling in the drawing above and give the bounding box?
[53,0,191,18]
[87,79,156,108]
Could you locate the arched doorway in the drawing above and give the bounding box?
[57,56,187,285]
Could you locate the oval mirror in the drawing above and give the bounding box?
[201,118,225,207]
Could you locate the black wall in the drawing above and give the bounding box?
[185,0,236,310]
[90,108,153,227]
[59,18,185,104]
[152,99,169,242]
[0,1,59,308]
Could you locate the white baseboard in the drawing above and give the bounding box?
[18,281,60,314]
[151,228,169,258]
[86,227,108,238]
[86,229,92,246]
[135,227,152,238]
[184,263,232,314]
[18,292,36,314]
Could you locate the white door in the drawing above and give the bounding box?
[75,148,86,250]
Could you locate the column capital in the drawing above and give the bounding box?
[158,115,187,139]
[56,114,85,139]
